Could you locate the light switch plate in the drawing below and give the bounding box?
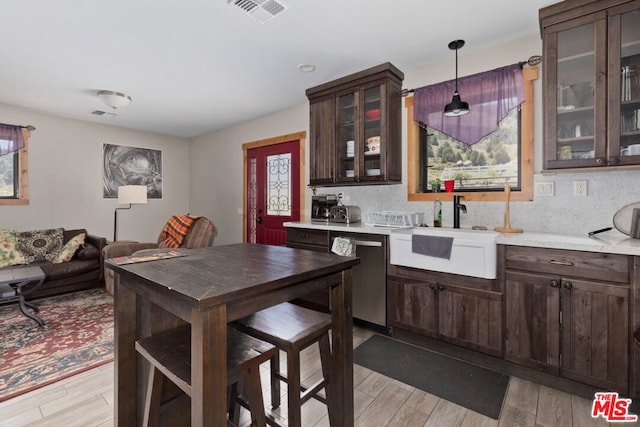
[535,182,554,197]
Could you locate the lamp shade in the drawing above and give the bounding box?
[444,91,470,117]
[97,90,132,109]
[117,185,148,204]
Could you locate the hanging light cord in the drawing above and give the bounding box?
[454,46,460,92]
[401,54,543,97]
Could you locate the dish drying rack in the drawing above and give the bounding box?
[366,211,424,228]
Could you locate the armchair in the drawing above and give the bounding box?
[102,215,216,294]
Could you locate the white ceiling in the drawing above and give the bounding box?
[0,0,557,138]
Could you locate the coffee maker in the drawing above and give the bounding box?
[311,194,338,222]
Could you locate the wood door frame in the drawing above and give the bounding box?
[242,131,306,243]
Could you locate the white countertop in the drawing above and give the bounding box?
[495,231,640,256]
[284,221,399,235]
[284,221,640,256]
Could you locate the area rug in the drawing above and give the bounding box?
[354,334,509,419]
[0,288,113,402]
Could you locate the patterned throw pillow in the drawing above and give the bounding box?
[16,228,64,263]
[0,230,27,268]
[52,232,86,264]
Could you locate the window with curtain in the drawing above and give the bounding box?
[0,123,30,204]
[406,66,537,202]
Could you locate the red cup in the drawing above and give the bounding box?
[444,180,455,192]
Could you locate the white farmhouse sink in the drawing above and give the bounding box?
[389,228,499,279]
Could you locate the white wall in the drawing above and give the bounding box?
[191,32,640,241]
[0,105,190,242]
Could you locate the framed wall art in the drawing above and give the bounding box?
[103,143,162,199]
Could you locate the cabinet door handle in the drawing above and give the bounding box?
[609,157,620,165]
[438,285,445,291]
[353,240,382,247]
[429,283,436,290]
[549,259,574,266]
[563,280,573,289]
[596,157,606,166]
[550,280,560,288]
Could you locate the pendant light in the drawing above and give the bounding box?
[444,39,470,117]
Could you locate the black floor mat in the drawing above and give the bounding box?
[353,335,509,419]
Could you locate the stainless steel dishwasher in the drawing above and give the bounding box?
[329,231,387,330]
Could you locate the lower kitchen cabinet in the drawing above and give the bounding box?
[286,227,331,311]
[388,269,503,357]
[505,247,630,394]
[388,277,438,337]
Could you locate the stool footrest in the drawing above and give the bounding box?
[274,372,328,405]
[300,379,328,405]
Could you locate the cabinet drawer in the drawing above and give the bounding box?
[504,246,629,284]
[286,228,329,247]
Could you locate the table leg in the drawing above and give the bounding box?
[191,304,227,427]
[330,268,354,426]
[114,277,138,426]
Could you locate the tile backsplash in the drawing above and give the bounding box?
[313,169,640,237]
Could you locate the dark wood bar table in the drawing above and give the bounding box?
[106,243,359,427]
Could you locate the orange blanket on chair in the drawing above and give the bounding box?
[159,214,200,248]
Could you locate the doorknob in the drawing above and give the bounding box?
[256,217,263,224]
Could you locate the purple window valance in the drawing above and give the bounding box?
[413,64,524,146]
[0,123,25,156]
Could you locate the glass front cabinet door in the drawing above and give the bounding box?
[335,84,386,183]
[609,1,640,165]
[307,62,403,186]
[541,0,640,169]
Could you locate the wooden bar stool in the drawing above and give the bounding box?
[135,324,276,427]
[232,302,336,427]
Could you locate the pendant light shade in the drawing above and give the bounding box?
[444,39,470,117]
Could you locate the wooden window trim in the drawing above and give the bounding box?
[0,128,30,205]
[406,67,537,202]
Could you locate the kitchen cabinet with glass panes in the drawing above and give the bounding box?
[306,62,404,186]
[540,0,640,169]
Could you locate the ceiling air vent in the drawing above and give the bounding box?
[91,110,117,118]
[227,0,289,24]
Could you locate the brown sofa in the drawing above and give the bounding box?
[102,216,216,294]
[0,228,107,299]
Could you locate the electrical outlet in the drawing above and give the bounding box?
[573,180,587,197]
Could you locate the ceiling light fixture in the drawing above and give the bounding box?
[97,90,132,110]
[297,63,316,73]
[443,40,470,117]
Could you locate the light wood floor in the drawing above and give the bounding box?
[0,327,613,427]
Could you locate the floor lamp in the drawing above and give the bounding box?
[114,185,148,241]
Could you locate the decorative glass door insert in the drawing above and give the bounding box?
[266,153,291,216]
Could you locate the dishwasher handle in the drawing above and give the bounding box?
[352,239,382,247]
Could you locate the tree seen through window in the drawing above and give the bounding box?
[421,107,521,192]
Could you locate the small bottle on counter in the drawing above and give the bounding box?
[433,198,442,227]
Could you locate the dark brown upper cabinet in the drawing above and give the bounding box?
[540,0,640,170]
[306,63,404,186]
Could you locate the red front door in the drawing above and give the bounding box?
[246,140,300,245]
